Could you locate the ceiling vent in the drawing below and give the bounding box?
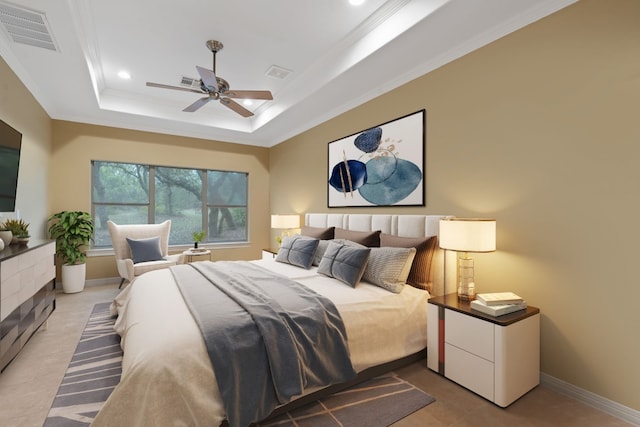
[0,1,57,51]
[180,76,202,90]
[265,65,292,80]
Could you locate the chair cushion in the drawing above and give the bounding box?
[133,259,178,276]
[127,236,164,264]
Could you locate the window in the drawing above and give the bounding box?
[92,161,248,247]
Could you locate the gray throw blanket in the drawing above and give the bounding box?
[170,261,356,427]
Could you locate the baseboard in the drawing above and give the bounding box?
[540,373,640,426]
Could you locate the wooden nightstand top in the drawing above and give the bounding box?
[429,293,539,326]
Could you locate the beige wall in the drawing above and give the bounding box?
[0,57,51,238]
[270,0,640,411]
[3,0,638,415]
[50,121,271,280]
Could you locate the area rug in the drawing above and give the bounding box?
[44,302,122,427]
[44,302,435,426]
[259,375,435,427]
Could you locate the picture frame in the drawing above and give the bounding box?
[327,109,425,208]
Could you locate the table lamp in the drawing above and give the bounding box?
[270,214,300,246]
[439,218,496,301]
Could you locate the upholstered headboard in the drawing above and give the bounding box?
[305,213,451,297]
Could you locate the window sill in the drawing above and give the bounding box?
[87,241,251,258]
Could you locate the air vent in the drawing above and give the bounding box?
[180,76,202,90]
[0,1,58,51]
[265,65,292,80]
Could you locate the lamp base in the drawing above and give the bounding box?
[457,282,476,301]
[456,254,476,301]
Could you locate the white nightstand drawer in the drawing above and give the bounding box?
[445,343,494,401]
[445,309,494,361]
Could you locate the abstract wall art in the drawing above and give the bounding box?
[327,109,425,207]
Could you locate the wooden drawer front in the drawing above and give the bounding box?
[445,343,494,401]
[445,309,494,361]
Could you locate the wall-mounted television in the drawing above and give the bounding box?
[0,119,22,212]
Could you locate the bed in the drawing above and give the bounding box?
[92,213,448,427]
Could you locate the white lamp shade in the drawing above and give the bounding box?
[439,218,496,252]
[271,214,300,229]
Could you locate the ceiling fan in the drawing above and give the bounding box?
[146,40,273,117]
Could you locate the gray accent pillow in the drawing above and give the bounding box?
[275,236,319,269]
[126,236,164,264]
[362,247,417,293]
[317,241,371,287]
[312,238,365,266]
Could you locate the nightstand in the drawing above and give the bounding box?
[183,248,211,263]
[261,248,279,260]
[427,293,540,407]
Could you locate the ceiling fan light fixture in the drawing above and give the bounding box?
[147,39,273,117]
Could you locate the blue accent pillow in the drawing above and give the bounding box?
[275,236,319,269]
[126,236,164,264]
[317,241,371,287]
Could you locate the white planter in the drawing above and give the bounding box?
[61,263,86,293]
[0,230,12,247]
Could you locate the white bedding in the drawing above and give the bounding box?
[93,258,429,427]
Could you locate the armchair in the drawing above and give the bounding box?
[107,220,183,289]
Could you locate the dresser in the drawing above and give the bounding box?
[0,240,56,371]
[427,293,540,407]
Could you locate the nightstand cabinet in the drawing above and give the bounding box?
[427,293,540,407]
[261,248,278,260]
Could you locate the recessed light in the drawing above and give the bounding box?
[117,70,131,80]
[349,0,365,5]
[242,100,253,107]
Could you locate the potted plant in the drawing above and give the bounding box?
[192,230,206,249]
[1,219,29,244]
[48,211,95,293]
[0,223,13,248]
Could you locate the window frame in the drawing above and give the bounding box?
[91,160,249,249]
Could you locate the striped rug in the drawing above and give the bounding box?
[44,302,122,427]
[44,302,435,426]
[259,375,435,427]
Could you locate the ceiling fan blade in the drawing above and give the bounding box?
[220,98,254,117]
[183,96,212,112]
[224,90,273,100]
[196,66,218,92]
[146,82,203,94]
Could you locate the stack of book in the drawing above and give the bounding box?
[471,292,527,317]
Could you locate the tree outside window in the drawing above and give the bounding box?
[92,161,248,247]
